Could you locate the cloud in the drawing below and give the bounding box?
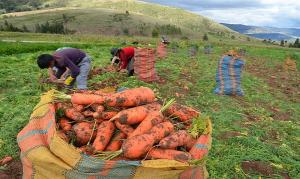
[140,0,300,28]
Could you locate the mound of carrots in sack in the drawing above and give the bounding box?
[54,87,212,163]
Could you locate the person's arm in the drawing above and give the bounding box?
[60,68,70,80]
[63,57,80,85]
[48,67,57,82]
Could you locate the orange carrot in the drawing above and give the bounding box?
[93,111,118,120]
[91,104,105,113]
[78,145,94,155]
[105,87,156,107]
[73,104,84,112]
[148,121,174,142]
[71,93,108,105]
[147,148,191,162]
[105,132,127,151]
[0,156,13,165]
[122,121,174,159]
[73,122,96,146]
[59,118,72,132]
[159,130,195,150]
[57,130,70,143]
[179,167,205,179]
[95,118,104,124]
[166,103,200,122]
[114,120,134,135]
[110,102,161,124]
[122,133,155,159]
[64,107,85,121]
[93,121,115,151]
[129,111,164,138]
[189,134,211,159]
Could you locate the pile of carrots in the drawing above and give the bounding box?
[54,87,211,163]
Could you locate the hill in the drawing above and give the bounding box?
[222,23,300,41]
[0,0,245,39]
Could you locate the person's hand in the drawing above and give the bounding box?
[49,75,57,82]
[55,79,65,84]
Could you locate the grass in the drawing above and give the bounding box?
[0,32,299,178]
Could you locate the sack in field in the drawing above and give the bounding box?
[156,42,167,59]
[134,48,159,82]
[17,90,209,179]
[214,55,245,96]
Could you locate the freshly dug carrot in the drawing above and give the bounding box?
[93,111,118,120]
[148,121,174,142]
[189,134,211,159]
[71,93,108,105]
[57,130,70,143]
[179,167,205,179]
[147,148,191,162]
[110,103,161,124]
[105,87,156,107]
[91,104,105,113]
[93,121,115,151]
[95,118,104,124]
[59,118,72,132]
[73,104,84,112]
[129,111,164,138]
[82,110,94,117]
[114,120,134,135]
[105,132,127,151]
[159,130,195,149]
[122,121,174,159]
[73,122,96,146]
[122,133,155,159]
[64,107,85,121]
[166,103,200,122]
[0,156,13,165]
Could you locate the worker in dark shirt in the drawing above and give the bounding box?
[110,47,135,76]
[37,48,92,90]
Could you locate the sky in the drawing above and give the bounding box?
[141,0,300,28]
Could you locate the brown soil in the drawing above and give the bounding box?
[217,131,242,140]
[246,58,300,103]
[0,160,22,179]
[241,161,274,176]
[260,129,279,143]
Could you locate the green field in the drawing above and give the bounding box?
[0,32,299,178]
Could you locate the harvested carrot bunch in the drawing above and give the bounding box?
[53,87,212,163]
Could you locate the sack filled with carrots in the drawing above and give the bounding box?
[53,86,212,164]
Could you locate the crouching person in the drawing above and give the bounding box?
[110,46,135,76]
[37,48,91,90]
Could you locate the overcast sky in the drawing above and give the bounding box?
[141,0,300,28]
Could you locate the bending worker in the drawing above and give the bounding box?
[36,47,92,90]
[110,46,135,76]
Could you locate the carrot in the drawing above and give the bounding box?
[110,102,161,124]
[129,111,164,138]
[55,102,64,110]
[73,104,84,112]
[114,120,134,135]
[93,111,118,120]
[166,103,200,122]
[57,130,70,143]
[147,148,191,162]
[159,130,195,150]
[122,133,155,159]
[189,134,211,159]
[179,167,205,179]
[71,93,108,105]
[64,107,85,121]
[91,104,105,113]
[73,122,96,146]
[82,110,94,117]
[147,121,174,142]
[105,87,156,107]
[59,118,72,132]
[0,156,13,166]
[105,132,127,151]
[95,118,105,124]
[122,121,174,159]
[93,121,115,151]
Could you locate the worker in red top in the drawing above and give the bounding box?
[110,47,135,76]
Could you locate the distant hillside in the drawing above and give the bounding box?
[222,23,300,41]
[0,0,245,39]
